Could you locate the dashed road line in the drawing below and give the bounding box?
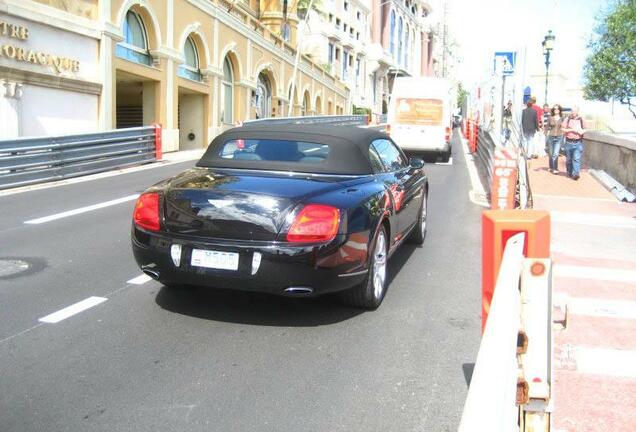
[127,274,153,285]
[554,264,636,283]
[38,296,108,324]
[24,194,139,224]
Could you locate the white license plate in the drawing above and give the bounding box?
[191,249,239,271]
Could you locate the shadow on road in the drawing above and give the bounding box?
[462,363,475,388]
[154,242,419,327]
[155,286,365,327]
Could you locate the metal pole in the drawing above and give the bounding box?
[287,0,315,117]
[544,51,550,105]
[500,59,507,140]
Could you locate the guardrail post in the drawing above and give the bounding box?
[481,210,550,332]
[152,123,162,161]
[491,147,518,210]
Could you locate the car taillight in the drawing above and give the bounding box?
[445,126,451,142]
[133,193,160,232]
[287,204,340,243]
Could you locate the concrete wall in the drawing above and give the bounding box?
[583,131,636,194]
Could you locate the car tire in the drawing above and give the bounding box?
[339,225,389,309]
[409,188,428,245]
[439,148,451,163]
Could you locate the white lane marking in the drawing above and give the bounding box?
[435,157,453,166]
[24,194,139,224]
[553,264,636,283]
[38,296,108,324]
[551,211,636,229]
[576,347,636,378]
[569,298,636,320]
[127,274,153,285]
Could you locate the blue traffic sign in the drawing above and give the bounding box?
[494,52,517,76]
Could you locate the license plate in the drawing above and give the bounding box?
[191,249,239,271]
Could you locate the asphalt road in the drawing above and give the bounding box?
[0,132,482,432]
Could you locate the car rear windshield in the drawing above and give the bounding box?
[217,139,330,164]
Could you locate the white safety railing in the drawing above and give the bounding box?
[458,233,553,432]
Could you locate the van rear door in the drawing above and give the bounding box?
[390,97,446,152]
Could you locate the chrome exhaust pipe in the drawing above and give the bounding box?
[284,287,314,296]
[142,267,160,280]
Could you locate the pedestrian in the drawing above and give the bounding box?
[521,100,539,157]
[529,97,545,158]
[542,103,551,153]
[561,105,586,180]
[546,104,564,174]
[502,100,513,143]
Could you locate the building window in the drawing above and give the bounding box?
[344,1,348,10]
[356,32,360,40]
[355,58,360,86]
[404,24,409,69]
[177,36,202,81]
[329,13,333,22]
[389,10,395,56]
[356,11,361,19]
[342,51,348,79]
[335,18,341,29]
[116,10,152,66]
[328,43,334,63]
[397,16,403,65]
[282,23,291,42]
[335,48,340,60]
[344,23,347,32]
[221,57,234,124]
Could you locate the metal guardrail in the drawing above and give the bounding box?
[472,121,533,209]
[459,233,553,431]
[243,115,370,126]
[0,127,157,190]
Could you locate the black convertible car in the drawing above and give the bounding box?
[132,124,428,309]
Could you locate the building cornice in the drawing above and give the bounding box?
[1,0,101,39]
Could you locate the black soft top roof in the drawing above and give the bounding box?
[197,124,390,175]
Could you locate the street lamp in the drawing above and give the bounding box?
[542,30,555,105]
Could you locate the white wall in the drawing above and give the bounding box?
[19,85,98,136]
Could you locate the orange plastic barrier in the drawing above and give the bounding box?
[152,123,162,161]
[482,210,550,332]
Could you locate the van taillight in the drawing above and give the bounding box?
[445,126,451,142]
[133,193,160,232]
[287,204,340,243]
[385,124,391,136]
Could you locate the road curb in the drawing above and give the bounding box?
[459,136,489,208]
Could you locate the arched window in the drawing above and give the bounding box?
[397,17,403,65]
[116,10,152,66]
[178,36,202,81]
[221,57,234,124]
[404,24,409,69]
[389,10,395,56]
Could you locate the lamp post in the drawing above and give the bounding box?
[542,30,555,105]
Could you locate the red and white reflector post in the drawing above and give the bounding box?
[491,147,517,210]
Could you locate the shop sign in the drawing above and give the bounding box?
[0,20,80,74]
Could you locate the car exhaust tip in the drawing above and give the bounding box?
[284,287,314,296]
[142,267,160,280]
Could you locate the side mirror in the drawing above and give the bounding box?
[409,157,424,169]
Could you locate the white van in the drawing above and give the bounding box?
[386,77,452,162]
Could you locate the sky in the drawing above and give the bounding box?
[446,0,609,87]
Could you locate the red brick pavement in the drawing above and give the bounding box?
[526,154,636,431]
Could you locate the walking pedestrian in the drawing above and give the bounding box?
[528,97,544,158]
[546,104,564,174]
[561,105,586,180]
[502,100,513,143]
[521,100,539,157]
[542,103,551,153]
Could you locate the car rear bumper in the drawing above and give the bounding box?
[131,226,370,296]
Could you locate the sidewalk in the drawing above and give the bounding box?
[527,155,636,431]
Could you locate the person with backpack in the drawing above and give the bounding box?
[546,104,564,174]
[561,106,586,180]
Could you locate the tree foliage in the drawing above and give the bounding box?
[583,0,636,118]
